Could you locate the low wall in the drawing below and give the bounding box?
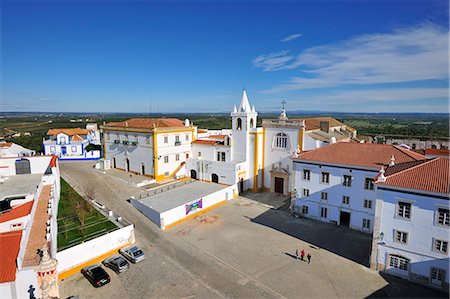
[56,224,135,280]
[130,199,161,227]
[161,184,236,230]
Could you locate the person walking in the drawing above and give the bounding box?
[295,249,299,260]
[301,249,305,261]
[307,253,311,264]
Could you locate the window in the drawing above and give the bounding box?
[50,146,56,153]
[389,255,409,271]
[321,207,328,219]
[343,175,352,187]
[303,169,310,180]
[302,206,308,214]
[321,172,330,184]
[176,154,180,161]
[430,268,445,286]
[364,200,372,209]
[342,196,350,205]
[198,152,202,157]
[363,219,371,229]
[275,133,288,148]
[365,178,374,190]
[146,136,150,144]
[397,202,411,219]
[437,208,449,226]
[164,156,169,163]
[71,146,77,152]
[175,135,180,142]
[321,192,328,200]
[395,230,408,244]
[164,136,168,143]
[302,189,310,197]
[217,151,225,162]
[237,118,242,131]
[60,136,66,144]
[185,134,189,141]
[434,239,448,254]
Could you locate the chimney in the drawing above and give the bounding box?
[320,121,330,133]
[185,119,190,127]
[377,166,386,182]
[390,155,395,166]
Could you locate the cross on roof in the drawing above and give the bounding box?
[281,100,286,110]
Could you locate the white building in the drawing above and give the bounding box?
[292,143,428,233]
[0,155,60,298]
[43,124,101,160]
[370,158,449,291]
[0,142,36,158]
[101,118,195,181]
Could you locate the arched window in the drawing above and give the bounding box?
[226,136,231,146]
[237,118,242,131]
[275,133,288,148]
[250,118,254,128]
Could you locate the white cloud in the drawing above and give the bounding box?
[281,33,302,42]
[254,23,449,93]
[252,50,293,71]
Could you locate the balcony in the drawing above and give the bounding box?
[174,141,181,146]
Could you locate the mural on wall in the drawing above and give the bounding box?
[185,198,202,215]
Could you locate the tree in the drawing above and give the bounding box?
[82,183,96,213]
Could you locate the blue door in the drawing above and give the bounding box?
[61,146,67,155]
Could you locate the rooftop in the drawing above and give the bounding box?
[302,117,356,132]
[47,128,90,136]
[138,181,227,213]
[23,185,52,267]
[378,158,450,194]
[104,118,186,129]
[0,174,42,201]
[0,230,22,283]
[293,143,427,169]
[0,201,34,223]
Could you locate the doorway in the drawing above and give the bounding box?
[112,158,116,168]
[126,158,130,172]
[239,178,244,194]
[274,177,284,194]
[211,173,219,183]
[190,169,197,179]
[141,163,145,175]
[61,146,67,155]
[340,211,351,227]
[15,159,31,175]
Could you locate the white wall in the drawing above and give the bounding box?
[57,224,135,274]
[186,159,241,185]
[0,156,52,176]
[293,161,377,233]
[160,184,237,229]
[376,187,449,288]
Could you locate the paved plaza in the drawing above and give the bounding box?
[58,161,447,299]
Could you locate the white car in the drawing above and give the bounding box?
[119,246,145,263]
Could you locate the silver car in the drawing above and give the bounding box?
[103,255,129,273]
[119,246,145,263]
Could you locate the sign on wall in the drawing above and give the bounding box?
[185,198,202,215]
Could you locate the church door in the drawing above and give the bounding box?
[190,169,197,179]
[211,173,219,183]
[274,177,284,194]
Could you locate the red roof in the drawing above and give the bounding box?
[47,128,89,136]
[378,158,450,194]
[192,140,220,146]
[105,118,185,129]
[209,134,227,139]
[0,142,13,148]
[49,155,58,168]
[0,201,34,223]
[425,148,450,157]
[294,143,427,169]
[0,230,22,283]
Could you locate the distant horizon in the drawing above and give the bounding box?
[1,1,449,113]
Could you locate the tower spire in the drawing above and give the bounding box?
[238,89,251,112]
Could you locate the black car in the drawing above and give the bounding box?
[81,264,111,287]
[103,255,130,273]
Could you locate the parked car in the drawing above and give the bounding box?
[81,264,111,287]
[103,255,130,273]
[119,246,146,263]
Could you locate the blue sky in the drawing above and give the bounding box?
[1,0,449,113]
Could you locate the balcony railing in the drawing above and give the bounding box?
[174,141,181,146]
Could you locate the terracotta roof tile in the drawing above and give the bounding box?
[0,230,22,283]
[105,118,185,129]
[378,158,450,194]
[22,185,51,268]
[0,142,13,148]
[294,143,427,169]
[208,134,227,139]
[47,128,89,136]
[299,117,354,132]
[0,201,34,223]
[192,140,220,146]
[425,148,450,157]
[71,134,84,141]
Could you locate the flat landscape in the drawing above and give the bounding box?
[58,161,446,299]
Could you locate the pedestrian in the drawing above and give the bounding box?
[307,253,311,264]
[301,249,305,261]
[295,249,299,260]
